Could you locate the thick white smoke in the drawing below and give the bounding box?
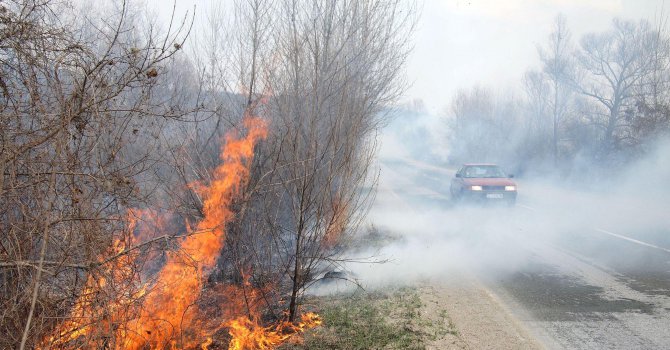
[309,111,670,295]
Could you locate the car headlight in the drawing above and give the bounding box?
[505,185,516,191]
[471,185,482,191]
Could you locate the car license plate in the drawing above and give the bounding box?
[486,193,503,199]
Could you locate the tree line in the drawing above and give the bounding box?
[445,14,670,176]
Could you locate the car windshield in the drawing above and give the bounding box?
[462,165,507,178]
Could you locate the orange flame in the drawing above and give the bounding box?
[119,116,268,349]
[225,313,322,350]
[44,209,148,348]
[44,116,321,349]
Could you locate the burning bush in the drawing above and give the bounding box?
[1,1,414,348]
[40,116,325,349]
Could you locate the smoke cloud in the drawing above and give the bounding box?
[309,110,670,295]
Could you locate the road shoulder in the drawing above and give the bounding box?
[419,276,544,350]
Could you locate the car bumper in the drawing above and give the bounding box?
[462,190,517,203]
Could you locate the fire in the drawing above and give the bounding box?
[225,313,322,350]
[116,116,269,349]
[44,210,147,348]
[43,116,321,349]
[323,197,348,248]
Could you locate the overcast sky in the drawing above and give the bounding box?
[150,0,665,113]
[409,0,664,113]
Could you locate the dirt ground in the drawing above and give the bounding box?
[416,276,544,350]
[290,273,545,350]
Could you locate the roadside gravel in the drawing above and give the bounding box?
[418,276,544,350]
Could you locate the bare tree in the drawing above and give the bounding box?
[576,18,661,159]
[631,15,670,146]
[537,14,575,164]
[0,1,191,348]
[134,0,417,330]
[223,0,417,322]
[522,70,552,162]
[445,86,522,168]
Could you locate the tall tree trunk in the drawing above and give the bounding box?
[603,98,621,155]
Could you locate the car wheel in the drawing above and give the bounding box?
[506,198,516,207]
[452,189,463,203]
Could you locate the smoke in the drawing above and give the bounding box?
[309,110,670,295]
[378,107,448,162]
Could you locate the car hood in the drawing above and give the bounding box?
[463,178,516,186]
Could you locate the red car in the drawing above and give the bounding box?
[450,163,517,206]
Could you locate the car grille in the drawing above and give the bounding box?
[482,186,505,191]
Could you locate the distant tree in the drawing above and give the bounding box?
[631,18,670,147]
[537,14,575,165]
[576,18,662,159]
[522,70,552,162]
[446,86,522,167]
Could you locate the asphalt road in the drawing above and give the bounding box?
[373,156,670,350]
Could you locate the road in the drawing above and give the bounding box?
[367,156,670,349]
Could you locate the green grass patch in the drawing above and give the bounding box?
[281,288,426,349]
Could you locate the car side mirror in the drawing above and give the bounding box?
[508,174,514,178]
[455,173,462,178]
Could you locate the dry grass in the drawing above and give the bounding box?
[282,286,456,350]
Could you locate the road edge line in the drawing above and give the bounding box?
[594,228,670,254]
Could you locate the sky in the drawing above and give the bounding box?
[408,0,664,113]
[150,0,666,113]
